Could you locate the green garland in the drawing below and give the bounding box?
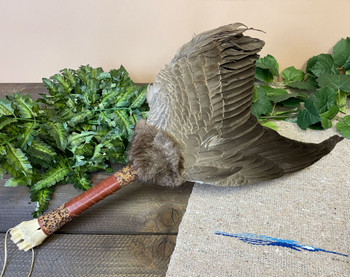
[252,37,350,137]
[0,65,148,217]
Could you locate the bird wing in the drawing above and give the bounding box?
[146,23,342,187]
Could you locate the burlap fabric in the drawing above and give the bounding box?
[167,122,349,277]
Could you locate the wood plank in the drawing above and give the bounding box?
[0,169,193,234]
[0,83,46,98]
[0,233,176,277]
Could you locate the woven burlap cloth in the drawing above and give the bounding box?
[167,122,349,277]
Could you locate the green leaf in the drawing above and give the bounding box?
[333,37,350,67]
[4,177,26,187]
[42,78,57,95]
[33,163,70,190]
[344,56,350,71]
[91,143,104,162]
[297,99,321,130]
[52,73,72,93]
[68,131,96,153]
[18,122,37,149]
[256,55,279,76]
[0,116,17,131]
[310,87,337,114]
[61,68,77,87]
[251,86,273,118]
[255,68,274,83]
[0,98,14,115]
[317,73,350,92]
[308,54,337,77]
[13,93,37,118]
[130,86,147,109]
[99,88,120,109]
[282,66,305,84]
[45,122,68,151]
[115,87,137,107]
[320,105,339,129]
[73,155,87,167]
[336,90,347,113]
[70,171,91,191]
[255,55,279,83]
[27,139,57,160]
[67,109,94,127]
[336,115,350,138]
[286,77,318,91]
[5,143,33,177]
[97,72,111,81]
[259,85,289,103]
[30,187,54,218]
[113,110,134,139]
[260,120,278,131]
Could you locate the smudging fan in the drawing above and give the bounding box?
[10,23,343,251]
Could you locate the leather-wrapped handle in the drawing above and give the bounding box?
[37,164,137,235]
[66,175,122,216]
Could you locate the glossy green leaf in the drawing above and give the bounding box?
[259,85,289,103]
[33,163,70,190]
[27,139,57,160]
[68,131,96,153]
[336,90,347,113]
[308,54,338,77]
[4,177,26,187]
[282,66,305,84]
[0,98,14,115]
[42,78,57,95]
[286,77,318,91]
[333,37,350,67]
[46,122,68,151]
[5,143,33,177]
[18,122,37,149]
[260,120,278,131]
[336,115,350,138]
[0,116,17,131]
[67,109,94,126]
[311,87,337,114]
[297,99,321,130]
[317,73,350,92]
[320,105,339,129]
[130,86,147,109]
[30,187,54,218]
[256,54,279,76]
[251,86,272,118]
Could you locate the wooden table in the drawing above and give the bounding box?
[0,84,193,277]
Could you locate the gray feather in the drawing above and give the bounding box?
[130,23,343,187]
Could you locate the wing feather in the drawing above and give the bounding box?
[146,23,343,187]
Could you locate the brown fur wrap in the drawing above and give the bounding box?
[129,119,185,187]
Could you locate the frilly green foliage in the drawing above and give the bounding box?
[0,65,148,217]
[253,37,350,137]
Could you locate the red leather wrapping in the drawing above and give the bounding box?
[65,175,121,217]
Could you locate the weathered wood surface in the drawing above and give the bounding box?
[0,169,193,234]
[0,83,46,98]
[0,234,177,277]
[0,83,194,276]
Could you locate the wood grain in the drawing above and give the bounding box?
[0,233,176,277]
[0,83,47,98]
[0,172,193,234]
